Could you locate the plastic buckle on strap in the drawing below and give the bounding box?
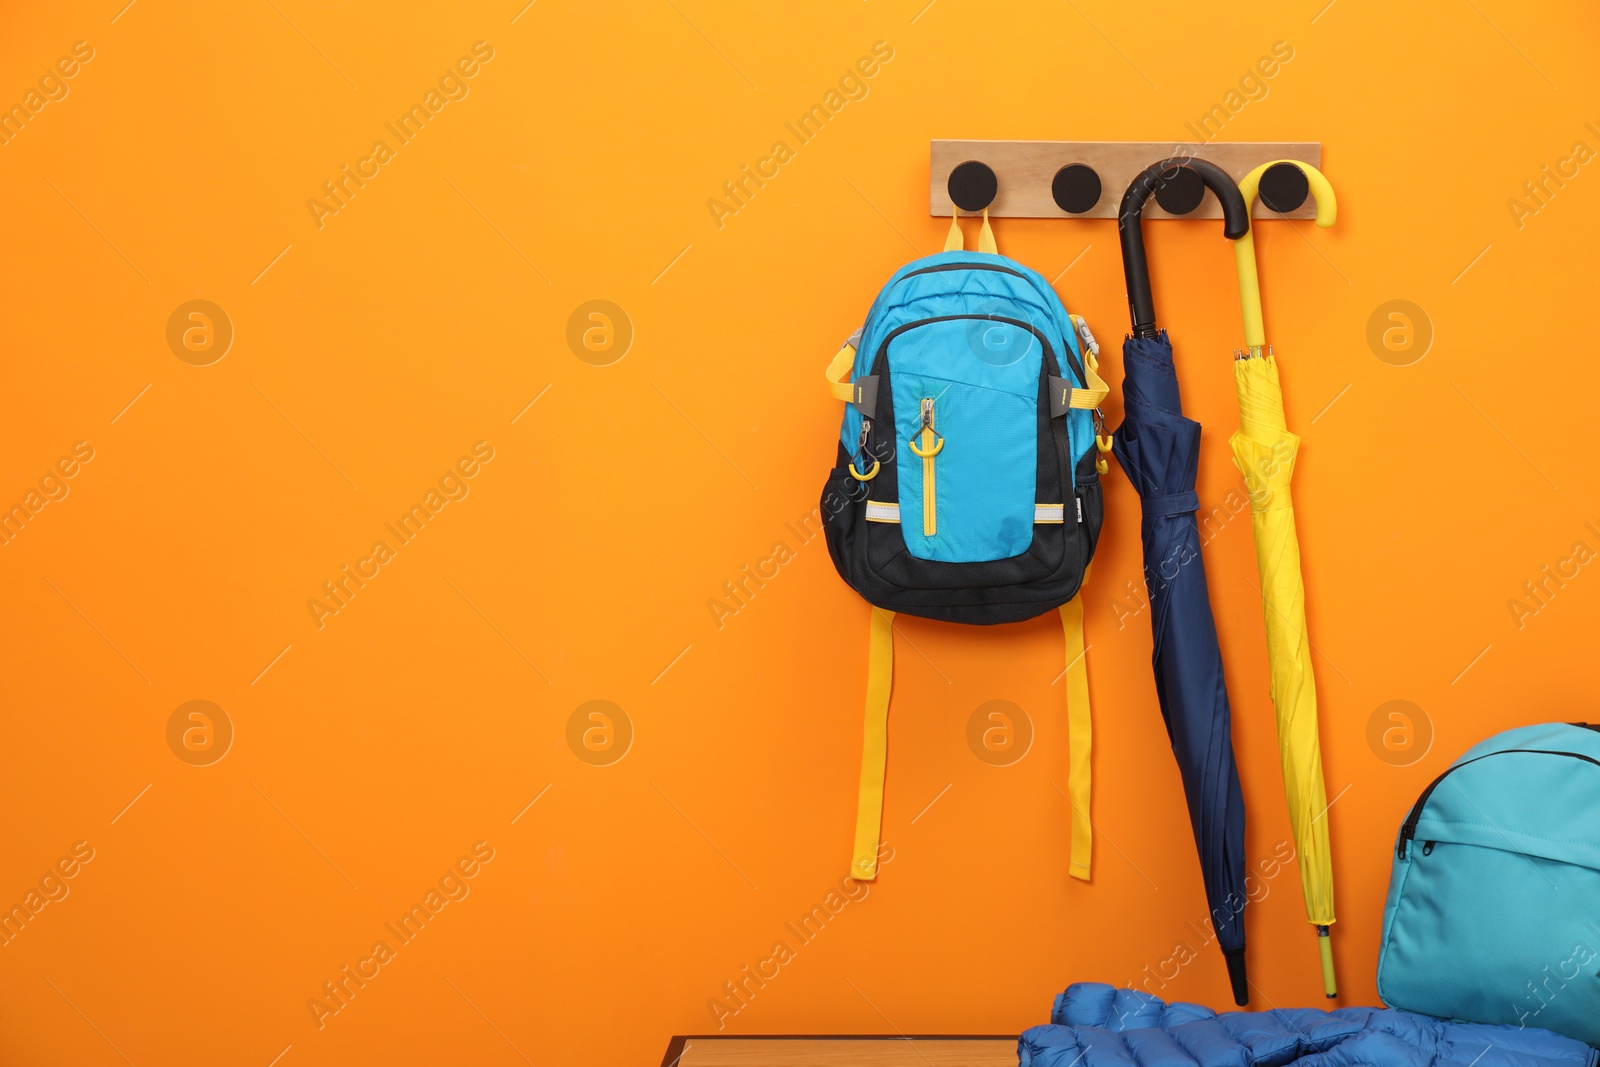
[1071,315,1101,360]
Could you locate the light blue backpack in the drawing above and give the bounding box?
[1378,721,1600,1045]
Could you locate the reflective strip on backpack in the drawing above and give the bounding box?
[864,500,1065,524]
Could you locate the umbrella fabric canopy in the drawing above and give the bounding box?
[1231,356,1330,914]
[1114,333,1249,1004]
[1113,158,1252,1006]
[1229,159,1339,997]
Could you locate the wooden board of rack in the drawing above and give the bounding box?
[930,140,1321,219]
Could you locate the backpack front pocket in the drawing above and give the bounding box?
[892,373,1037,563]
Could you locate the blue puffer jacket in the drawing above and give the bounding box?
[1019,984,1598,1067]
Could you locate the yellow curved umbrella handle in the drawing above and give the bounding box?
[1234,160,1336,350]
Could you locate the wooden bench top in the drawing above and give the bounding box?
[662,1035,1017,1067]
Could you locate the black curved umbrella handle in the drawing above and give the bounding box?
[1118,158,1251,339]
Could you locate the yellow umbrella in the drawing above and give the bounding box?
[1229,160,1339,998]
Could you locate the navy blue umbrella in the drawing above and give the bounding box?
[1112,158,1253,1006]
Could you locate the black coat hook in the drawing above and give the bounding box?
[1118,158,1250,338]
[1052,164,1102,214]
[948,160,997,212]
[1258,161,1311,213]
[1151,166,1206,215]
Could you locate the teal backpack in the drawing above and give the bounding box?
[819,216,1111,883]
[1378,721,1600,1044]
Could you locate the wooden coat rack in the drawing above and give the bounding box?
[930,140,1322,220]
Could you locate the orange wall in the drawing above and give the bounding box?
[3,2,1599,1064]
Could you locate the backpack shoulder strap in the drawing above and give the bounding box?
[850,607,896,880]
[847,597,1095,882]
[1061,592,1093,881]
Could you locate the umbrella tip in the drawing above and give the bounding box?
[1223,948,1249,1007]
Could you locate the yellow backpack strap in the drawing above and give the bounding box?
[1060,591,1093,881]
[944,209,997,255]
[944,213,964,252]
[850,607,896,880]
[825,343,856,402]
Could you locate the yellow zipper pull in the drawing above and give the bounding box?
[909,398,944,536]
